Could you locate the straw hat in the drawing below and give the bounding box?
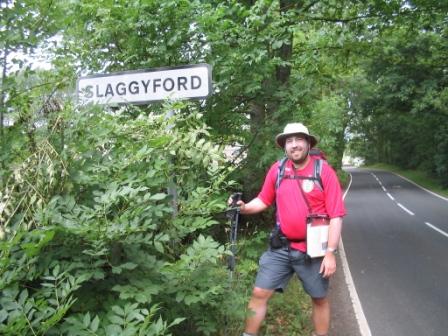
[275,123,317,148]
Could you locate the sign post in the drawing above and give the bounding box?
[77,64,212,106]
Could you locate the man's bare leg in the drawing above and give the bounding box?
[244,287,275,335]
[311,297,330,336]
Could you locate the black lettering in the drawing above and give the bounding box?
[104,83,114,97]
[177,77,188,91]
[153,78,161,92]
[96,84,104,98]
[116,82,126,95]
[84,85,93,98]
[141,79,151,93]
[163,78,175,91]
[191,76,201,90]
[129,81,139,94]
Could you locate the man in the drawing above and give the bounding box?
[232,123,346,336]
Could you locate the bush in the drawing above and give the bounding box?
[0,101,243,335]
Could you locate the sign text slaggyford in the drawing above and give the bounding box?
[77,64,212,105]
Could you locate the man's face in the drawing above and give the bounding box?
[284,135,309,164]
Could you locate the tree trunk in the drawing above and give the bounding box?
[276,0,295,84]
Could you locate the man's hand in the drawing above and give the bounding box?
[319,252,336,278]
[227,194,245,210]
[227,196,268,215]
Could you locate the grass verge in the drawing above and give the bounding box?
[233,231,314,336]
[263,279,313,336]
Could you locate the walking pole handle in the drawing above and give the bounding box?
[231,192,242,207]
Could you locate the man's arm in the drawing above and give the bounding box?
[320,216,343,278]
[327,216,343,252]
[232,197,269,215]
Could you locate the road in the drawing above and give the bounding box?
[342,168,448,336]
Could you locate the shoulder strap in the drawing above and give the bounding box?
[275,157,288,190]
[314,159,324,191]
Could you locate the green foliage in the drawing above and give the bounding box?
[0,99,241,335]
[347,21,448,186]
[62,304,184,336]
[0,247,82,336]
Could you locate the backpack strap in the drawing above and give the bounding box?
[314,159,324,191]
[276,158,324,191]
[275,157,288,190]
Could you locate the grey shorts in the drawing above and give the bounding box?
[255,247,329,299]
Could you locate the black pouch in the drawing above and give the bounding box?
[269,226,288,249]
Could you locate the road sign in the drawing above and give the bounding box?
[77,63,212,105]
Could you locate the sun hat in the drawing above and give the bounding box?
[275,123,318,148]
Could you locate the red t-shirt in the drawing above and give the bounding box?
[257,157,346,252]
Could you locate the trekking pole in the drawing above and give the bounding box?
[227,192,242,282]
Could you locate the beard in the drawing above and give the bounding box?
[287,146,309,165]
[292,156,308,165]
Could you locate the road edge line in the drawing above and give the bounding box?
[390,172,448,202]
[341,172,372,336]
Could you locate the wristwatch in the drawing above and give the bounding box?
[327,247,337,254]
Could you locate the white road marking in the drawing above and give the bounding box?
[425,222,448,238]
[397,203,415,216]
[372,174,416,216]
[341,174,372,336]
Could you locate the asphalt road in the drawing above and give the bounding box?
[342,168,448,336]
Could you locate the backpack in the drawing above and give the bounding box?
[275,148,326,191]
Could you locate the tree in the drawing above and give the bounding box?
[347,1,448,185]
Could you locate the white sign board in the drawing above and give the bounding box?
[77,64,212,105]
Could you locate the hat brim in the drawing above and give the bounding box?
[275,132,317,148]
